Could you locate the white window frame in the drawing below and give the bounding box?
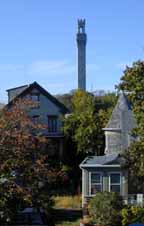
[89,172,103,196]
[108,172,121,194]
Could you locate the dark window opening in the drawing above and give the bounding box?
[48,116,58,133]
[109,173,121,193]
[32,115,39,124]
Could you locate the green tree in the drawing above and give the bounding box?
[117,60,144,192]
[55,93,73,111]
[64,90,102,155]
[123,140,144,193]
[116,60,144,136]
[64,90,117,155]
[94,92,117,112]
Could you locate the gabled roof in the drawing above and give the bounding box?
[104,93,132,130]
[7,81,68,114]
[80,153,121,168]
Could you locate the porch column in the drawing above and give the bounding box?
[82,169,88,208]
[121,171,128,197]
[103,173,109,192]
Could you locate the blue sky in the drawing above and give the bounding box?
[0,0,144,102]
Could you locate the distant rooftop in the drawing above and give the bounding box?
[92,89,113,97]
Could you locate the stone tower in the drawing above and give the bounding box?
[77,19,87,91]
[103,93,136,155]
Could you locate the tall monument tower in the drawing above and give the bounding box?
[77,19,87,91]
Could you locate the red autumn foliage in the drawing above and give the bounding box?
[0,99,68,223]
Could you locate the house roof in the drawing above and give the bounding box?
[80,153,122,168]
[6,81,68,114]
[104,93,131,130]
[6,84,28,92]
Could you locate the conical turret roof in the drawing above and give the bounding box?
[104,93,131,130]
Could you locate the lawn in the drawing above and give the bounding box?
[53,195,82,226]
[56,218,80,226]
[53,195,82,209]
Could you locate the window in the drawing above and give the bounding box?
[31,93,40,108]
[48,116,58,133]
[32,115,39,125]
[109,173,121,193]
[31,94,39,102]
[90,173,102,195]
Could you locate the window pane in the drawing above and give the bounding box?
[91,173,101,183]
[110,173,120,184]
[91,184,101,194]
[110,185,120,193]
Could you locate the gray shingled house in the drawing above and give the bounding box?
[6,81,68,159]
[80,93,136,207]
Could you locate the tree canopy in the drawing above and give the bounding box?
[63,90,116,155]
[0,99,67,224]
[116,60,144,136]
[117,60,144,192]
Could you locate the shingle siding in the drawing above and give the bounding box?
[29,87,63,133]
[104,93,136,154]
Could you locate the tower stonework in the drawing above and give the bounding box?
[77,19,87,91]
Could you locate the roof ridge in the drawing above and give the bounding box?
[6,81,69,113]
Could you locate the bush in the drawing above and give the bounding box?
[122,205,144,226]
[88,192,123,226]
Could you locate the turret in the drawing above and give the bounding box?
[103,93,136,154]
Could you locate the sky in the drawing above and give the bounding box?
[0,0,144,103]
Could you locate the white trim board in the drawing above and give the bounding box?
[80,164,121,168]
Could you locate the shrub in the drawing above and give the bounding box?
[122,205,144,226]
[88,192,123,226]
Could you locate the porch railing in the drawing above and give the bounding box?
[123,194,144,206]
[83,194,144,208]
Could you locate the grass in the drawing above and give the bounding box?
[56,218,81,226]
[53,195,82,209]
